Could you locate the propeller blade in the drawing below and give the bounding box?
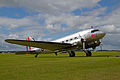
[81,38,86,50]
[83,42,85,50]
[100,39,103,51]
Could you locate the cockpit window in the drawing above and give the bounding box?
[91,29,99,33]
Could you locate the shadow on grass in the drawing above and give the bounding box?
[24,55,70,58]
[76,55,120,57]
[21,54,120,58]
[26,55,112,58]
[93,55,112,57]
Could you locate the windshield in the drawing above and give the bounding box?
[91,29,99,33]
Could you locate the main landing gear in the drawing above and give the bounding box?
[84,50,92,56]
[68,51,75,57]
[81,38,92,57]
[68,50,92,57]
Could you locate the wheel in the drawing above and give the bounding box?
[85,51,92,56]
[35,53,38,58]
[68,51,75,57]
[55,52,57,56]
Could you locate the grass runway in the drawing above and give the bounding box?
[0,51,120,80]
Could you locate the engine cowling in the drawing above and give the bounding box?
[87,40,101,49]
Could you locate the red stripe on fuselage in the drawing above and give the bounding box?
[91,34,95,37]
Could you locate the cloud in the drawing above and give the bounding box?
[0,0,120,50]
[82,7,107,16]
[0,33,25,51]
[99,25,120,35]
[0,0,119,33]
[0,17,40,30]
[0,0,101,14]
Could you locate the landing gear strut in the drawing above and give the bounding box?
[55,52,57,56]
[35,53,39,58]
[84,50,92,56]
[81,38,92,57]
[68,51,75,57]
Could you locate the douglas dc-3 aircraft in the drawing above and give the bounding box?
[5,28,106,58]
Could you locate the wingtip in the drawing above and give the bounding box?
[5,39,9,42]
[5,39,13,42]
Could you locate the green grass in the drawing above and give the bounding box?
[0,51,120,80]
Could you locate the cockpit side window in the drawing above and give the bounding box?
[91,29,99,33]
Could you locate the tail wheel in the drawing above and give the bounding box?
[68,51,75,57]
[35,53,39,58]
[55,52,57,56]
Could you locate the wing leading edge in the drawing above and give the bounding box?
[5,39,72,51]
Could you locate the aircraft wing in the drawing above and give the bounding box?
[5,39,72,51]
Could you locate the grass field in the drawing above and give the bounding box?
[0,51,120,80]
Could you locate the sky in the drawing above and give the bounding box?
[0,0,120,51]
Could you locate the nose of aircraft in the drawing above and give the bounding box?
[98,31,106,38]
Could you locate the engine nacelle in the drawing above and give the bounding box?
[87,40,101,49]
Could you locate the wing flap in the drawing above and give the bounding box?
[5,39,72,51]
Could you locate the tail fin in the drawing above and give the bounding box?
[26,38,29,51]
[26,37,35,51]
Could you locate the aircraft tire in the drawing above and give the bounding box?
[86,51,92,56]
[35,53,38,58]
[69,51,75,57]
[55,52,57,56]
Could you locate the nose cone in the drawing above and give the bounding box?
[101,32,106,37]
[98,32,106,38]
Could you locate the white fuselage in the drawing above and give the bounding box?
[33,29,106,51]
[52,29,105,44]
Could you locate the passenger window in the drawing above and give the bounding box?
[70,38,73,41]
[66,40,68,42]
[62,41,64,43]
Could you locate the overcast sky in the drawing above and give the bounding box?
[0,0,120,51]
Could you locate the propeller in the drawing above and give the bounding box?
[81,38,86,50]
[79,33,86,51]
[99,39,103,51]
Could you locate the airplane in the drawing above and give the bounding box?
[5,28,106,58]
